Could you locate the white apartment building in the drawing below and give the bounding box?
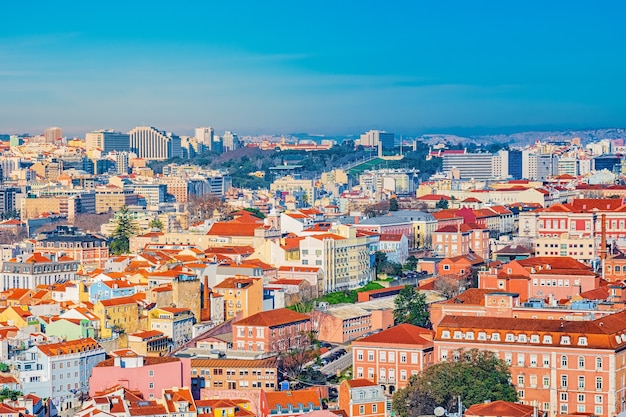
[129,126,182,160]
[0,252,79,291]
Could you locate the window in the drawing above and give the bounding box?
[505,354,512,365]
[543,356,550,367]
[596,357,603,370]
[368,351,374,361]
[518,334,527,342]
[561,355,568,367]
[357,350,364,361]
[441,330,451,339]
[400,353,407,363]
[506,333,515,342]
[561,393,568,401]
[453,331,463,339]
[359,406,365,415]
[517,354,525,367]
[543,376,550,388]
[578,376,585,389]
[411,353,418,364]
[577,405,586,413]
[542,335,552,344]
[595,406,603,415]
[379,351,386,362]
[578,356,585,369]
[477,332,487,340]
[149,382,154,389]
[579,337,587,346]
[491,333,500,341]
[596,377,603,390]
[530,355,537,367]
[561,375,568,388]
[518,390,525,399]
[595,395,603,404]
[578,394,585,403]
[560,404,568,414]
[372,405,377,413]
[530,334,540,343]
[518,375,525,387]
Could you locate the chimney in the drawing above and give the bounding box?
[354,216,359,225]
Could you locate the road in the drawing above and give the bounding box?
[321,350,352,376]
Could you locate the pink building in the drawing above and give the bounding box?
[89,349,190,400]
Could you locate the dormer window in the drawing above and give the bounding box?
[453,331,463,339]
[441,330,451,339]
[561,336,571,345]
[477,332,487,340]
[505,333,515,342]
[530,334,540,343]
[491,333,500,341]
[579,337,587,346]
[543,335,552,344]
[518,334,527,343]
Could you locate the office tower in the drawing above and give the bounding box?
[508,150,523,180]
[222,131,240,152]
[128,126,182,161]
[593,155,622,173]
[442,153,494,180]
[359,130,395,149]
[44,127,62,143]
[195,127,214,150]
[116,152,130,175]
[85,130,131,154]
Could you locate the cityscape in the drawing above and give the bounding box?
[2,3,626,417]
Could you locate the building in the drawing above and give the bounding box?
[129,126,182,160]
[232,308,311,353]
[222,131,240,152]
[149,307,195,347]
[0,252,79,291]
[352,324,434,395]
[35,226,109,269]
[359,130,395,150]
[478,257,599,302]
[44,127,62,143]
[338,379,386,417]
[464,400,540,417]
[435,312,626,416]
[89,350,189,400]
[190,356,278,393]
[94,296,141,339]
[432,223,490,260]
[85,130,131,153]
[260,388,323,417]
[270,176,316,206]
[14,338,105,409]
[195,127,214,149]
[213,277,263,322]
[442,153,493,180]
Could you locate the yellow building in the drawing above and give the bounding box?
[270,176,316,205]
[148,307,194,346]
[19,197,61,219]
[0,306,40,331]
[94,296,140,339]
[95,186,137,213]
[213,276,263,321]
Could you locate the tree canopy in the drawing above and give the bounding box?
[436,198,449,209]
[393,285,431,328]
[109,206,138,255]
[392,349,517,417]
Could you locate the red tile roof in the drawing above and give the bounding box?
[356,323,433,345]
[233,308,310,328]
[464,400,537,417]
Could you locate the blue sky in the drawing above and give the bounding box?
[1,1,626,137]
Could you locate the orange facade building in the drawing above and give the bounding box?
[351,324,434,395]
[339,379,386,417]
[435,312,626,417]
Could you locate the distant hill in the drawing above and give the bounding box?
[419,128,626,148]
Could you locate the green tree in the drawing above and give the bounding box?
[392,349,517,417]
[109,205,138,255]
[435,198,449,209]
[403,255,418,271]
[393,285,431,328]
[243,207,266,219]
[149,217,164,231]
[389,197,399,211]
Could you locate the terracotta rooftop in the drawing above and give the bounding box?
[233,308,310,328]
[356,323,433,346]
